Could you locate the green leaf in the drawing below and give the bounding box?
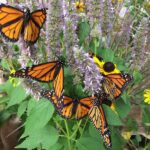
[7,85,27,107]
[1,59,10,70]
[115,99,131,119]
[17,125,59,149]
[76,136,105,150]
[22,99,54,137]
[88,123,101,139]
[0,96,9,104]
[120,91,130,104]
[111,128,124,150]
[17,101,28,117]
[103,104,123,126]
[78,21,90,44]
[97,49,115,61]
[133,70,142,84]
[0,80,14,94]
[27,98,39,116]
[49,143,63,150]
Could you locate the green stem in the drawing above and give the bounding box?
[64,120,71,150]
[80,118,89,137]
[70,120,82,139]
[53,118,66,135]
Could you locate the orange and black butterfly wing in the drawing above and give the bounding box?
[24,9,46,43]
[103,73,133,100]
[75,97,95,120]
[10,61,61,82]
[98,105,111,149]
[60,95,75,119]
[41,89,59,108]
[0,4,24,41]
[41,90,74,119]
[53,66,64,99]
[88,103,111,148]
[31,9,46,28]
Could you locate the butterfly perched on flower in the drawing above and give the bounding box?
[0,4,46,43]
[90,53,133,100]
[10,60,65,100]
[41,89,95,120]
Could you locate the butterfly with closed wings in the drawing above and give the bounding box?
[88,95,112,149]
[91,53,133,100]
[0,4,46,43]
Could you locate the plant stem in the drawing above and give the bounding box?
[64,120,71,150]
[53,118,66,135]
[70,120,82,139]
[80,118,89,137]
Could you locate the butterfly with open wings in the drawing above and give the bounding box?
[0,4,46,43]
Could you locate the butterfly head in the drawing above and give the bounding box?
[57,55,68,67]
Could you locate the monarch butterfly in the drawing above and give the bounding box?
[0,4,46,43]
[91,53,133,100]
[10,60,64,99]
[88,98,112,148]
[41,89,95,120]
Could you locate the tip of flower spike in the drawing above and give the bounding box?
[75,1,85,13]
[121,131,132,140]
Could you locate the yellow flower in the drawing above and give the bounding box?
[121,131,132,140]
[93,55,120,75]
[146,2,150,10]
[144,89,150,104]
[75,1,85,12]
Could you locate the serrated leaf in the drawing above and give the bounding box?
[17,101,28,117]
[7,85,27,107]
[103,104,123,126]
[22,99,54,137]
[17,125,59,149]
